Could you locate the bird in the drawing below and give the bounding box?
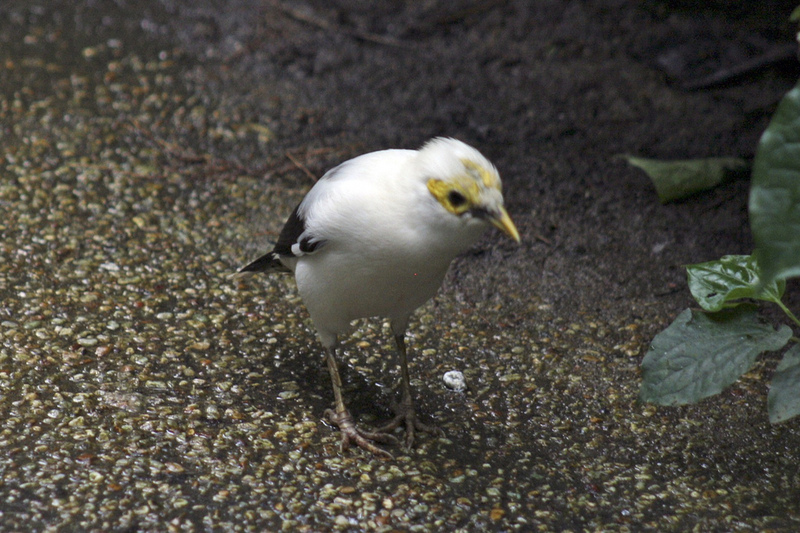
[236,137,520,457]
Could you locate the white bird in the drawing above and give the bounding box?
[237,137,520,457]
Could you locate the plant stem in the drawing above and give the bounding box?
[775,299,800,328]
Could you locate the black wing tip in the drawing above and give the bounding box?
[235,252,288,276]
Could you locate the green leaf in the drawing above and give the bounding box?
[687,254,786,312]
[769,344,800,423]
[750,81,800,285]
[623,155,748,204]
[640,306,792,406]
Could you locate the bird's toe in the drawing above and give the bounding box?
[324,408,397,459]
[376,401,444,449]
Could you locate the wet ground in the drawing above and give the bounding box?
[1,0,800,531]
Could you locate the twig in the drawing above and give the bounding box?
[418,0,507,28]
[532,232,552,246]
[400,0,507,37]
[683,43,798,91]
[286,150,319,183]
[126,119,254,176]
[128,119,208,164]
[275,2,411,49]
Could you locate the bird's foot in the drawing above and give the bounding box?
[324,408,398,459]
[376,400,444,449]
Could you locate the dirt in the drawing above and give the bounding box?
[3,0,800,530]
[165,0,799,323]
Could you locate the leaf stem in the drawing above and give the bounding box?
[775,299,800,329]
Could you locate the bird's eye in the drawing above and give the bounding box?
[448,190,467,208]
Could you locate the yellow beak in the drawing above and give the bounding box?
[490,206,521,243]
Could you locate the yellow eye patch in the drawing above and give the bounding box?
[427,178,479,215]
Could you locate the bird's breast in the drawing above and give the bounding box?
[294,246,452,335]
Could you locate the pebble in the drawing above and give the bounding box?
[443,370,467,391]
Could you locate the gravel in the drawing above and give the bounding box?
[1,1,799,531]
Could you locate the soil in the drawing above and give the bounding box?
[170,0,800,322]
[2,0,800,530]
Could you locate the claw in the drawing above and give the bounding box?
[376,400,444,449]
[324,408,397,459]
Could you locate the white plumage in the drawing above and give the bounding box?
[238,137,519,457]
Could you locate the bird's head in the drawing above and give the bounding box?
[418,138,520,243]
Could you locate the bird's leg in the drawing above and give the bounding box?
[376,334,443,448]
[322,346,397,458]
